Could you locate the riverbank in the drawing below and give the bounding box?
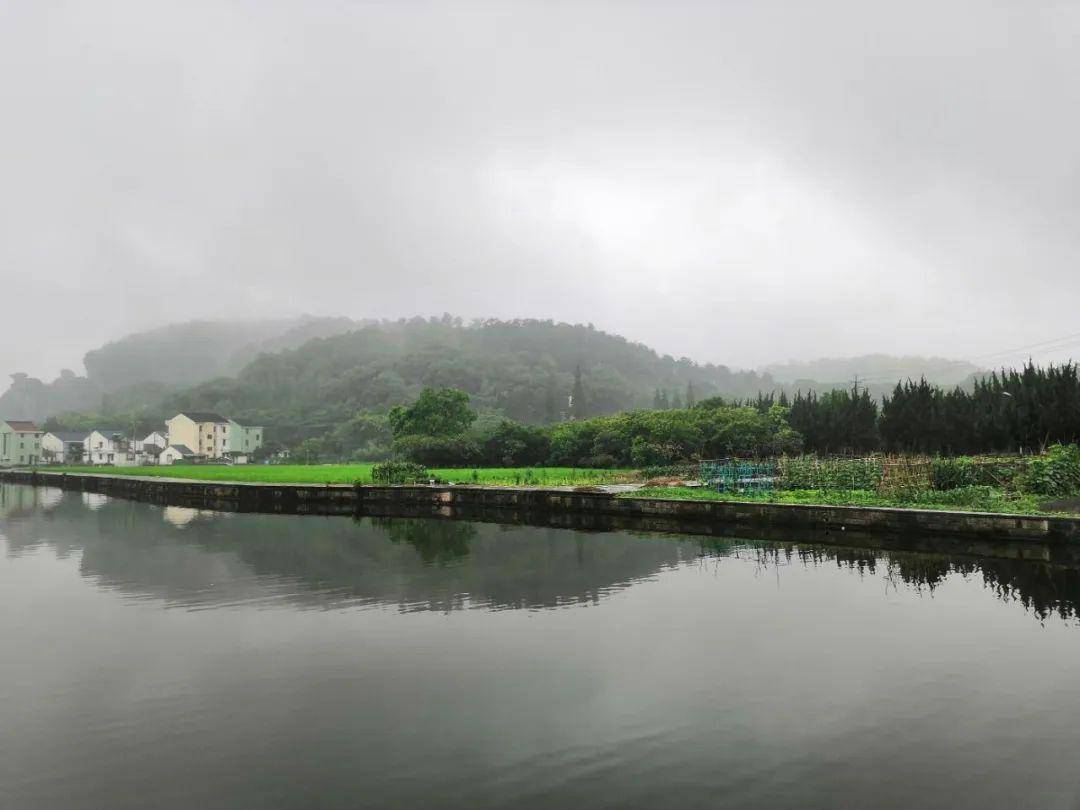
[629,485,1078,517]
[45,463,630,487]
[4,468,1080,544]
[38,463,1068,515]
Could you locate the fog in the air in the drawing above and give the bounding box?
[2,0,1079,382]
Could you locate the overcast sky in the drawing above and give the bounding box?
[2,0,1079,383]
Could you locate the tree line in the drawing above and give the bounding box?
[751,362,1080,455]
[356,361,1080,467]
[290,386,801,467]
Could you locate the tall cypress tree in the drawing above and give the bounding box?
[571,364,587,419]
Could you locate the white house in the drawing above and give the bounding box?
[159,444,198,465]
[85,429,140,466]
[136,431,169,464]
[0,420,43,467]
[138,430,169,454]
[41,430,88,464]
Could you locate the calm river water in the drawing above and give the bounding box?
[3,483,1080,809]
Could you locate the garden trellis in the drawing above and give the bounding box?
[700,459,778,494]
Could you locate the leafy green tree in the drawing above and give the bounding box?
[388,388,476,438]
[329,413,393,460]
[294,437,326,464]
[474,420,550,466]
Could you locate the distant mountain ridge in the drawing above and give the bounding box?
[764,353,983,399]
[2,316,984,423]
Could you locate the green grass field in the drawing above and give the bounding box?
[47,464,633,487]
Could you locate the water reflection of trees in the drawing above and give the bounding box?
[1,486,697,612]
[744,544,1080,623]
[4,483,1080,621]
[376,518,474,566]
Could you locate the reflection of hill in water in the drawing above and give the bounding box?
[1,486,699,612]
[4,484,1080,621]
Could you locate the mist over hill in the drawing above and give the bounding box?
[764,355,982,388]
[0,316,362,420]
[165,317,776,434]
[83,316,366,390]
[3,316,985,428]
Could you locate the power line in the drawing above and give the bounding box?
[967,330,1080,362]
[847,330,1080,385]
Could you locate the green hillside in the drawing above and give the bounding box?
[164,317,775,434]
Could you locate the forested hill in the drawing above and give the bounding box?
[84,316,365,390]
[165,317,775,428]
[7,315,990,430]
[0,316,363,420]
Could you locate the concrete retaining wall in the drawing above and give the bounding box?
[2,469,1079,543]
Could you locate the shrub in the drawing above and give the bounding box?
[547,406,802,468]
[371,460,431,485]
[642,462,700,480]
[630,437,684,468]
[1021,444,1080,496]
[931,456,1027,491]
[392,434,481,467]
[473,419,550,466]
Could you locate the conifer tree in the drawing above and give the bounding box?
[571,364,587,419]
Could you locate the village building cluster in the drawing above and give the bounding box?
[0,412,263,468]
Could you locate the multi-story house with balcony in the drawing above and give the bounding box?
[164,412,264,463]
[165,412,227,460]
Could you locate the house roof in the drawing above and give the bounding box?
[88,428,126,438]
[47,431,88,442]
[4,420,42,432]
[165,444,196,456]
[174,411,227,424]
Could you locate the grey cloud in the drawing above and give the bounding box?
[2,0,1078,383]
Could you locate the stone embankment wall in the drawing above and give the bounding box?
[2,469,1079,545]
